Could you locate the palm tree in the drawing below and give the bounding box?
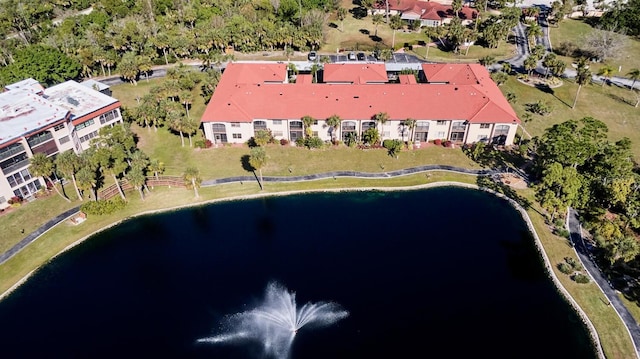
[374,112,389,142]
[30,153,71,203]
[479,55,496,68]
[249,147,267,190]
[542,52,556,78]
[390,14,403,49]
[55,151,83,201]
[502,62,512,75]
[597,64,615,87]
[404,118,417,143]
[326,114,342,143]
[524,56,538,76]
[76,165,99,201]
[149,159,165,182]
[301,115,315,138]
[93,146,128,200]
[126,167,147,200]
[372,14,383,37]
[451,0,462,17]
[573,60,592,109]
[527,23,543,48]
[627,68,640,91]
[183,166,202,198]
[337,7,347,32]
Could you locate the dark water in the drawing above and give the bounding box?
[0,188,596,359]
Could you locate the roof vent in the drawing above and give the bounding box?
[454,87,458,91]
[354,96,359,99]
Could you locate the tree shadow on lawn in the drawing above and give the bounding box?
[476,175,534,212]
[240,154,260,186]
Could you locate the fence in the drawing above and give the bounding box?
[98,176,185,200]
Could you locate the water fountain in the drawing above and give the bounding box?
[197,281,349,358]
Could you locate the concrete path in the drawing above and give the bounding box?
[0,206,80,265]
[567,208,640,358]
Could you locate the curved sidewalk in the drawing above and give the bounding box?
[568,208,640,358]
[1,166,494,265]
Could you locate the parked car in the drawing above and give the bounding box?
[357,52,366,61]
[348,52,357,61]
[308,51,317,61]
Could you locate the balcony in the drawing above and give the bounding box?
[27,131,53,148]
[0,144,25,162]
[342,125,356,131]
[451,126,467,132]
[1,159,30,175]
[415,125,430,132]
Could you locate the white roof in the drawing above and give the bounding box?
[81,79,110,92]
[4,78,44,93]
[43,81,117,121]
[0,87,68,145]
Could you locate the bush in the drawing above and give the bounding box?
[7,196,22,205]
[572,273,590,284]
[557,262,573,274]
[434,139,442,146]
[304,136,323,149]
[194,139,206,148]
[443,140,452,147]
[564,257,582,271]
[295,137,306,147]
[280,138,289,146]
[81,197,127,215]
[555,228,570,238]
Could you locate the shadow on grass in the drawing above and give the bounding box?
[359,28,370,35]
[369,35,382,42]
[240,154,260,187]
[607,93,637,107]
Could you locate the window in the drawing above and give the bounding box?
[53,123,65,131]
[436,120,447,125]
[272,120,282,125]
[437,131,445,138]
[273,131,283,137]
[480,123,490,129]
[58,136,70,144]
[232,133,242,139]
[313,120,318,125]
[99,110,116,124]
[231,123,241,128]
[75,119,95,131]
[312,131,318,137]
[0,196,5,204]
[212,124,226,132]
[79,131,98,143]
[254,120,267,129]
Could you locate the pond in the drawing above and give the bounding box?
[0,187,596,358]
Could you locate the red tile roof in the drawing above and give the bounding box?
[201,63,519,125]
[323,63,388,84]
[421,63,481,84]
[377,0,477,22]
[398,74,418,84]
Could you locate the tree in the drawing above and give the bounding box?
[524,56,538,76]
[183,166,202,199]
[379,48,393,62]
[390,14,403,49]
[374,112,389,142]
[337,7,347,32]
[626,68,640,91]
[30,153,71,203]
[362,127,380,145]
[249,147,267,190]
[542,53,557,78]
[479,55,496,68]
[0,45,81,86]
[301,115,315,138]
[76,163,99,201]
[491,71,509,85]
[573,60,592,109]
[502,62,512,75]
[550,58,567,78]
[383,139,403,158]
[326,114,342,143]
[118,51,140,85]
[254,129,273,147]
[535,162,585,221]
[404,118,417,142]
[583,26,627,62]
[125,167,147,200]
[527,22,543,48]
[446,17,465,53]
[597,64,615,87]
[451,0,462,17]
[372,13,383,37]
[149,159,165,180]
[55,151,83,201]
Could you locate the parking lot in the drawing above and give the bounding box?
[325,52,423,64]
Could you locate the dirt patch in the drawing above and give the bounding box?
[498,173,528,189]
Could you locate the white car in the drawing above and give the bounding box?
[348,52,356,61]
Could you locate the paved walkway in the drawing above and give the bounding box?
[568,208,640,358]
[2,166,495,265]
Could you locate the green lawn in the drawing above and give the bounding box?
[549,19,640,76]
[500,76,640,158]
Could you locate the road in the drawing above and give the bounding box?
[568,208,640,358]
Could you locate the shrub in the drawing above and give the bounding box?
[565,257,582,271]
[304,136,323,149]
[194,139,206,148]
[557,262,573,274]
[280,138,289,146]
[572,273,590,284]
[204,139,213,148]
[434,139,442,146]
[8,196,22,205]
[555,228,570,238]
[525,100,552,116]
[81,197,127,215]
[443,140,452,147]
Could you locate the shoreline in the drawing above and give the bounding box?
[0,182,605,357]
